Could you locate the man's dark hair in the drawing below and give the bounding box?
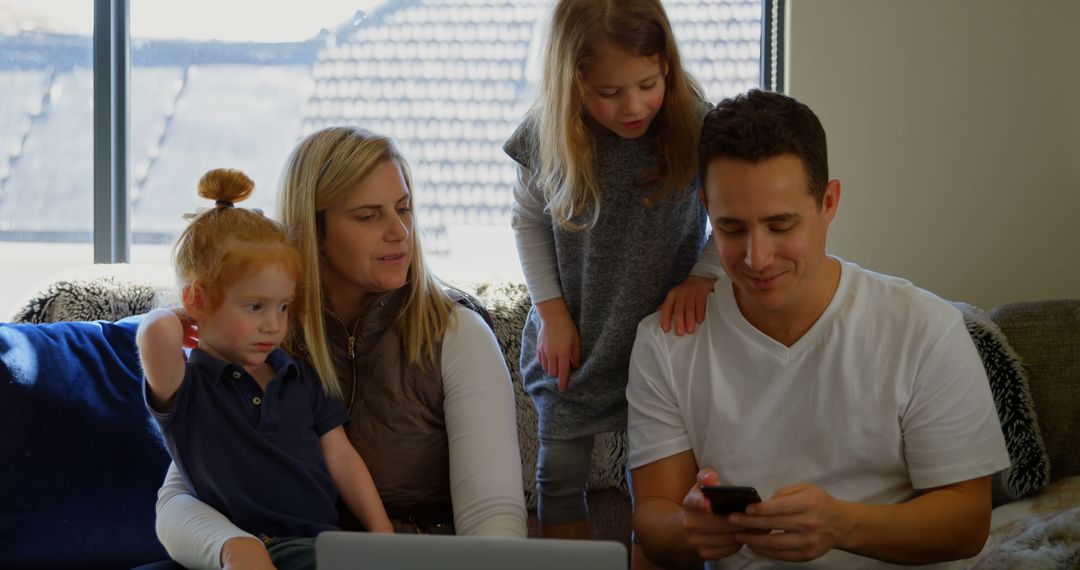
[699,89,829,205]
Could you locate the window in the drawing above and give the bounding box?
[1,0,770,319]
[0,0,93,318]
[125,1,349,266]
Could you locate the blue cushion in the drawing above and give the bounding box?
[0,315,171,569]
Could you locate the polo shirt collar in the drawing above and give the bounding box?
[188,347,300,381]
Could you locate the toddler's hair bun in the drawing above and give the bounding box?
[197,168,254,205]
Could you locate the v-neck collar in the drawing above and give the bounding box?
[718,260,852,362]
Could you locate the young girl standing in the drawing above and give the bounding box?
[505,0,722,544]
[139,169,392,570]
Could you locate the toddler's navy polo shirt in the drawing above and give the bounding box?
[147,348,350,538]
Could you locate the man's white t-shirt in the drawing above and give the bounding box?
[627,259,1010,569]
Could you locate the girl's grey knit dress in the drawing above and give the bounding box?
[504,114,711,440]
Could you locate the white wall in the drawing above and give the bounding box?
[787,0,1080,308]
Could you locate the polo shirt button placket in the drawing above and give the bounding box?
[252,396,262,406]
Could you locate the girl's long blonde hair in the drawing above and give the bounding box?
[278,126,456,400]
[534,0,704,230]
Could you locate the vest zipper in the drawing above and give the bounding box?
[328,301,376,414]
[327,312,362,361]
[345,321,362,414]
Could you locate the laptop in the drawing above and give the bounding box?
[316,531,627,570]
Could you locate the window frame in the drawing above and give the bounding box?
[93,0,130,262]
[761,0,785,92]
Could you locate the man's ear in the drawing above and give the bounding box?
[181,284,208,320]
[822,179,841,223]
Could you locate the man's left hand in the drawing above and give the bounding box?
[728,482,855,563]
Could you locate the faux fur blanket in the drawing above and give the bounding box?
[13,265,173,324]
[968,476,1080,569]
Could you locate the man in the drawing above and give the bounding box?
[626,89,1009,568]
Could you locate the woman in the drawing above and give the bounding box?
[154,127,527,569]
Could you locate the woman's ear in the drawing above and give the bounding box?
[181,284,208,320]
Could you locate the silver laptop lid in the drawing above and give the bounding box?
[316,531,627,570]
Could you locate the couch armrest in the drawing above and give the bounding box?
[990,300,1080,483]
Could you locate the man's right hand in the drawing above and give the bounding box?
[534,298,580,392]
[220,536,276,570]
[681,468,749,562]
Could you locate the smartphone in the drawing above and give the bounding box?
[700,485,762,515]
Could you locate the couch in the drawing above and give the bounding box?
[1,264,1077,568]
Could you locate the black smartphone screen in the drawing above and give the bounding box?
[700,485,762,515]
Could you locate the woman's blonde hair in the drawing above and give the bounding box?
[534,0,704,229]
[174,168,302,314]
[278,126,456,400]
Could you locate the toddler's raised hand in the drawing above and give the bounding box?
[172,307,200,349]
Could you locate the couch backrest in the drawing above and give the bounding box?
[14,268,1071,558]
